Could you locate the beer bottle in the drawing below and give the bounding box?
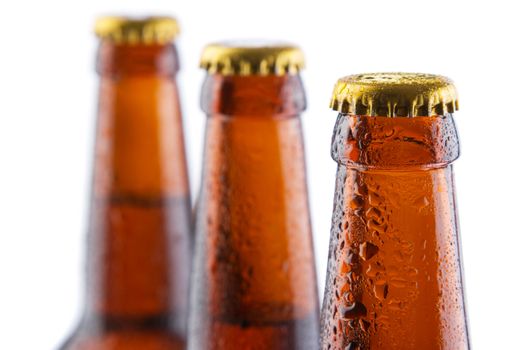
[60,17,191,349]
[320,73,470,349]
[188,42,320,349]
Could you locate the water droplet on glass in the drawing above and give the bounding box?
[359,319,371,332]
[373,282,389,300]
[339,301,367,319]
[413,195,430,211]
[368,192,382,207]
[350,196,364,211]
[359,242,379,260]
[345,342,361,350]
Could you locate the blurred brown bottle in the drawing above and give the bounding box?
[320,73,470,349]
[188,42,320,350]
[60,17,191,350]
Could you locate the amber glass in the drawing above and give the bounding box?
[188,74,319,349]
[320,113,470,349]
[60,41,191,349]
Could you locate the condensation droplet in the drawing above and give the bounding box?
[359,242,379,260]
[345,342,360,350]
[359,319,371,332]
[339,302,367,319]
[413,195,430,210]
[350,196,364,210]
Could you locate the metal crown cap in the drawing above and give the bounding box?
[94,16,179,45]
[330,73,459,117]
[200,41,305,76]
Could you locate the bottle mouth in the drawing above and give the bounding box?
[96,41,179,77]
[200,74,307,116]
[331,114,460,169]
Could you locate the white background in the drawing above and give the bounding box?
[0,0,523,349]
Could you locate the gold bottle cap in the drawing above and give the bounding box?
[200,41,305,76]
[330,73,459,117]
[94,16,179,44]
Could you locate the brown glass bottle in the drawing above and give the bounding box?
[60,17,191,350]
[188,43,320,350]
[320,73,470,349]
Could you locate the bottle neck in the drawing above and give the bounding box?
[322,112,469,348]
[84,42,190,326]
[193,73,319,330]
[92,41,188,199]
[322,164,469,348]
[331,113,460,170]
